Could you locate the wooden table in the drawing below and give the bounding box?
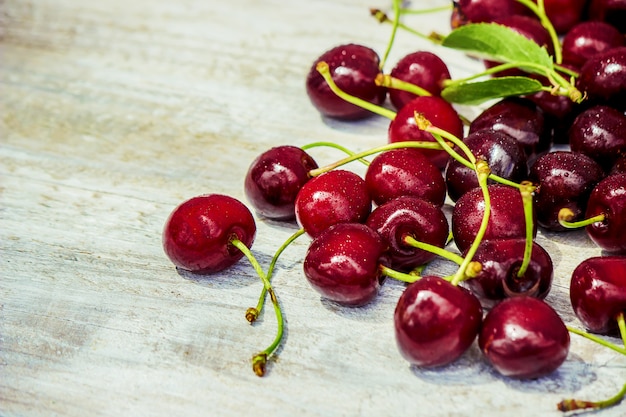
[2,1,624,416]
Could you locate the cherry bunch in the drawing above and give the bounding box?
[161,0,626,413]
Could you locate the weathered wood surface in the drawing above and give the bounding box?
[1,1,624,416]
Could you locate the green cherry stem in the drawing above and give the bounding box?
[375,73,432,97]
[379,264,421,284]
[517,181,536,278]
[370,8,445,44]
[451,160,492,286]
[307,140,443,177]
[403,235,465,265]
[566,325,626,356]
[316,61,396,120]
[230,238,284,377]
[399,5,452,15]
[378,0,401,70]
[558,207,606,229]
[557,382,626,412]
[514,0,562,64]
[301,141,370,167]
[245,228,306,323]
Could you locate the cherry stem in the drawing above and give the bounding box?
[230,238,284,377]
[375,73,432,97]
[558,207,606,229]
[557,382,626,412]
[566,326,626,356]
[378,0,401,71]
[315,61,396,120]
[517,181,536,278]
[514,0,562,64]
[307,140,443,177]
[246,228,306,323]
[403,235,465,265]
[399,5,452,15]
[370,8,445,44]
[451,160,492,286]
[618,311,626,349]
[379,264,421,283]
[301,141,370,167]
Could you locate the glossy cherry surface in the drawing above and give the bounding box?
[479,296,570,379]
[570,255,626,334]
[542,0,587,34]
[584,173,626,253]
[303,222,387,306]
[394,276,483,368]
[562,21,625,69]
[450,0,528,28]
[463,238,553,304]
[295,169,371,238]
[305,43,386,120]
[365,147,447,207]
[366,196,449,272]
[162,194,256,274]
[244,145,318,220]
[388,96,464,170]
[577,46,626,107]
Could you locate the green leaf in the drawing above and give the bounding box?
[441,77,545,105]
[442,23,554,72]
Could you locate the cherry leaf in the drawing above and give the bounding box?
[441,77,545,105]
[441,23,554,72]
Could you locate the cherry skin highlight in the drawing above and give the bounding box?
[394,276,483,368]
[366,196,449,272]
[303,223,387,306]
[577,46,626,107]
[244,145,318,220]
[584,173,626,254]
[479,296,570,379]
[365,147,447,207]
[305,43,386,120]
[162,194,256,274]
[295,169,371,238]
[562,21,625,69]
[570,255,626,334]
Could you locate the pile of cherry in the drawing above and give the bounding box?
[162,0,626,412]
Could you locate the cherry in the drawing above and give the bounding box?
[162,194,256,274]
[479,296,570,379]
[542,0,587,34]
[295,169,371,238]
[568,104,626,173]
[305,43,386,120]
[577,46,626,108]
[445,129,528,202]
[463,238,553,304]
[366,196,449,272]
[450,0,529,28]
[525,90,577,145]
[583,173,626,254]
[570,255,626,334]
[303,222,387,306]
[612,155,626,175]
[388,95,464,170]
[529,150,605,231]
[364,147,447,207]
[394,275,483,368]
[452,184,534,253]
[562,21,625,69]
[587,0,626,33]
[468,96,551,163]
[244,145,318,220]
[388,51,451,110]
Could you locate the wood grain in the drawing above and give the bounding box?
[1,1,624,416]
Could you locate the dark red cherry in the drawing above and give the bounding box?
[469,96,551,162]
[577,46,626,107]
[525,90,577,145]
[366,197,449,272]
[568,104,626,172]
[445,129,528,202]
[584,173,626,253]
[587,0,626,33]
[244,145,318,220]
[570,255,626,334]
[365,148,447,207]
[462,238,553,304]
[542,0,587,34]
[388,51,451,110]
[611,155,626,175]
[162,194,256,274]
[388,96,464,170]
[295,169,371,238]
[451,184,535,253]
[562,21,625,69]
[529,151,605,231]
[450,0,529,28]
[394,276,483,368]
[305,43,386,120]
[479,296,570,379]
[303,223,387,306]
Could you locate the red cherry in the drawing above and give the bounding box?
[162,194,256,274]
[562,21,625,69]
[584,173,626,254]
